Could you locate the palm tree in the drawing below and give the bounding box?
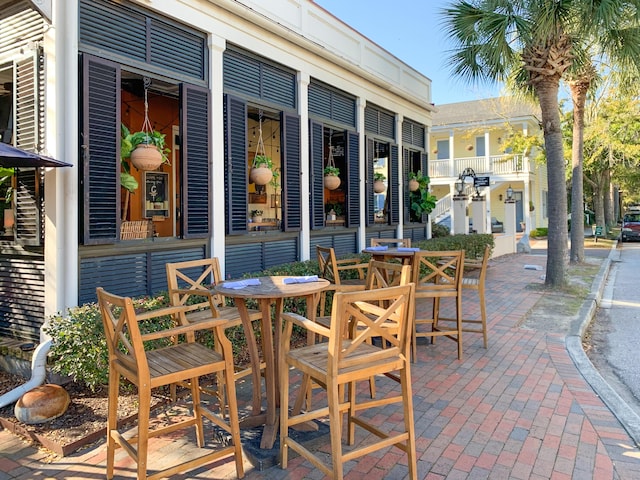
[567,3,640,262]
[441,0,640,286]
[441,0,575,286]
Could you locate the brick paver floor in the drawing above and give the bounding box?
[2,252,640,479]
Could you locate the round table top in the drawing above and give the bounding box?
[214,275,330,299]
[362,247,419,257]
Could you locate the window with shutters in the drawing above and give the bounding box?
[370,140,390,224]
[81,56,210,244]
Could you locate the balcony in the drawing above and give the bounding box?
[429,154,530,179]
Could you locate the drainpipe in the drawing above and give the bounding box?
[0,323,53,409]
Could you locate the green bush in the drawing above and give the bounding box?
[415,233,494,260]
[530,228,548,238]
[431,222,450,238]
[45,294,172,391]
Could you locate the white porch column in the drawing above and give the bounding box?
[356,97,366,250]
[210,35,227,271]
[471,196,487,234]
[522,181,531,234]
[396,113,404,237]
[453,193,468,235]
[448,129,455,177]
[505,199,517,252]
[47,0,79,316]
[298,72,311,260]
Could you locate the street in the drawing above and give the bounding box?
[588,242,640,419]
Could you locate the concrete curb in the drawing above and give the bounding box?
[565,242,640,447]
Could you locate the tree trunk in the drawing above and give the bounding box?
[569,80,588,264]
[593,171,605,229]
[604,167,615,229]
[536,81,568,286]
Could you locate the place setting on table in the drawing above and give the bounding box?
[362,244,422,265]
[213,274,330,457]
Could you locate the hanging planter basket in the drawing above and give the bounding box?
[324,174,341,190]
[130,144,163,171]
[408,179,419,192]
[374,180,386,193]
[250,166,272,185]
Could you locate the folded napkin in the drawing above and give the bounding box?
[367,246,388,251]
[397,247,420,252]
[223,278,261,289]
[283,275,319,284]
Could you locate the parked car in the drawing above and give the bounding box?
[621,210,640,242]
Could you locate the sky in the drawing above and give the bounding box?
[313,0,504,106]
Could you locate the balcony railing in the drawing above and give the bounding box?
[429,154,529,179]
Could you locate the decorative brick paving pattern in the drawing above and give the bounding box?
[2,253,640,478]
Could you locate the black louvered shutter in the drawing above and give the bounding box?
[282,112,301,231]
[81,55,120,244]
[365,137,374,226]
[309,120,324,229]
[421,152,428,223]
[181,84,210,238]
[403,148,411,225]
[389,144,399,225]
[223,95,248,235]
[15,169,42,246]
[346,131,360,228]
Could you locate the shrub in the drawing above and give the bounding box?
[45,294,171,391]
[431,222,450,238]
[530,228,548,238]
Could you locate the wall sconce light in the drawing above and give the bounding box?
[497,137,502,144]
[499,194,503,201]
[506,185,514,200]
[270,194,280,208]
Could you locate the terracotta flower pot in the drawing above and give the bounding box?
[250,166,272,185]
[408,179,419,192]
[130,144,163,171]
[324,174,341,190]
[374,180,386,193]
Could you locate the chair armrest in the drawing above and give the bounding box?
[282,312,331,337]
[141,317,229,341]
[335,258,368,279]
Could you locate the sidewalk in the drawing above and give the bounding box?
[2,250,640,479]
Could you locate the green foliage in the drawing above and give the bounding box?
[530,228,548,238]
[324,166,340,176]
[373,172,386,182]
[45,294,171,391]
[120,172,138,193]
[121,123,171,164]
[325,202,344,216]
[250,209,263,217]
[408,171,437,221]
[415,233,494,261]
[431,222,450,238]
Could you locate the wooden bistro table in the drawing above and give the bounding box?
[362,246,421,266]
[214,275,329,449]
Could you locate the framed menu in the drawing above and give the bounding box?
[143,171,169,218]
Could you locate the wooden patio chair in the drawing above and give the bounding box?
[370,237,412,248]
[316,246,368,316]
[411,249,465,361]
[96,287,244,480]
[166,257,263,380]
[438,245,490,348]
[279,285,417,480]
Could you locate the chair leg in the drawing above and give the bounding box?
[137,387,151,480]
[456,294,463,360]
[328,380,344,480]
[223,360,245,479]
[106,369,119,479]
[279,354,290,469]
[479,286,488,348]
[400,364,418,480]
[189,377,205,447]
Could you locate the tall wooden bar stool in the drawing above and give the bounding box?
[97,287,244,480]
[279,285,417,480]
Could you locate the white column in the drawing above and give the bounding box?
[210,35,227,271]
[453,194,468,235]
[471,197,487,234]
[505,200,517,253]
[448,129,455,176]
[522,181,531,234]
[396,113,404,238]
[46,0,79,317]
[356,97,366,250]
[298,72,311,260]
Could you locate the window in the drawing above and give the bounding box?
[436,139,449,159]
[475,136,485,156]
[372,141,390,223]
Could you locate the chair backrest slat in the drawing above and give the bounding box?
[370,238,411,248]
[327,284,414,374]
[412,250,465,295]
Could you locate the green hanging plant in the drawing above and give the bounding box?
[408,170,437,221]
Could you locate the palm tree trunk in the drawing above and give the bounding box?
[569,80,589,264]
[536,80,568,286]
